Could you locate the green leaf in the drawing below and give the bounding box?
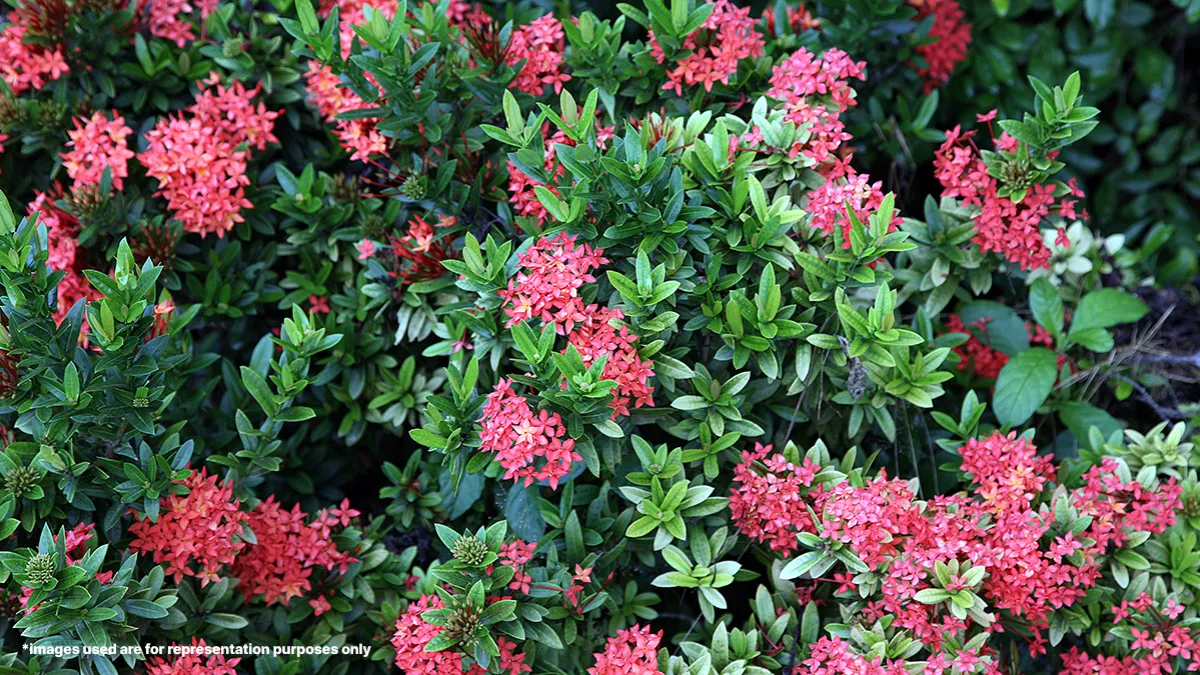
[780,551,825,579]
[1058,402,1121,449]
[125,600,169,619]
[274,406,316,422]
[1069,289,1148,335]
[1084,0,1115,28]
[993,348,1059,426]
[439,467,483,520]
[503,484,545,541]
[296,0,319,33]
[1029,279,1064,336]
[239,366,278,417]
[205,613,249,629]
[958,301,1029,356]
[914,588,951,604]
[801,601,820,644]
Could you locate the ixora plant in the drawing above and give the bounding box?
[2,0,1200,673]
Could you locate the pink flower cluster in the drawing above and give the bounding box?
[128,468,249,586]
[494,232,654,417]
[229,497,360,605]
[392,595,480,675]
[506,15,570,95]
[760,4,820,36]
[304,0,399,160]
[765,47,865,163]
[1073,458,1181,553]
[139,75,280,238]
[27,187,102,325]
[305,63,389,162]
[499,539,537,594]
[506,123,614,226]
[0,20,68,94]
[498,233,609,333]
[19,523,114,613]
[147,638,240,675]
[729,442,820,555]
[147,0,220,48]
[796,636,933,675]
[934,121,1085,270]
[804,167,900,249]
[651,0,764,96]
[322,0,399,56]
[1059,593,1197,674]
[479,378,581,490]
[731,432,1182,655]
[753,48,900,250]
[588,624,662,675]
[566,306,655,418]
[61,112,136,192]
[909,0,971,91]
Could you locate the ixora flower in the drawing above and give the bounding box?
[651,0,764,96]
[229,496,359,605]
[908,0,971,91]
[588,624,662,675]
[60,111,136,192]
[479,378,581,489]
[127,468,249,585]
[0,0,1185,670]
[138,75,280,237]
[147,638,240,675]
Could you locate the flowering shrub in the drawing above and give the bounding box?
[1,0,1199,674]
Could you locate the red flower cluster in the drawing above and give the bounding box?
[27,186,102,325]
[566,306,655,418]
[229,497,359,605]
[139,75,280,238]
[128,468,249,586]
[943,313,1055,379]
[61,111,136,192]
[651,0,764,96]
[498,232,609,333]
[731,432,1182,655]
[305,63,389,162]
[391,595,480,675]
[588,624,662,675]
[479,378,581,490]
[0,17,68,94]
[147,0,219,48]
[934,121,1085,271]
[1059,593,1197,674]
[506,123,614,226]
[506,15,570,95]
[729,442,819,555]
[908,0,971,91]
[147,638,240,675]
[388,214,457,287]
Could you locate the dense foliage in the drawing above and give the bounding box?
[1,0,1199,674]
